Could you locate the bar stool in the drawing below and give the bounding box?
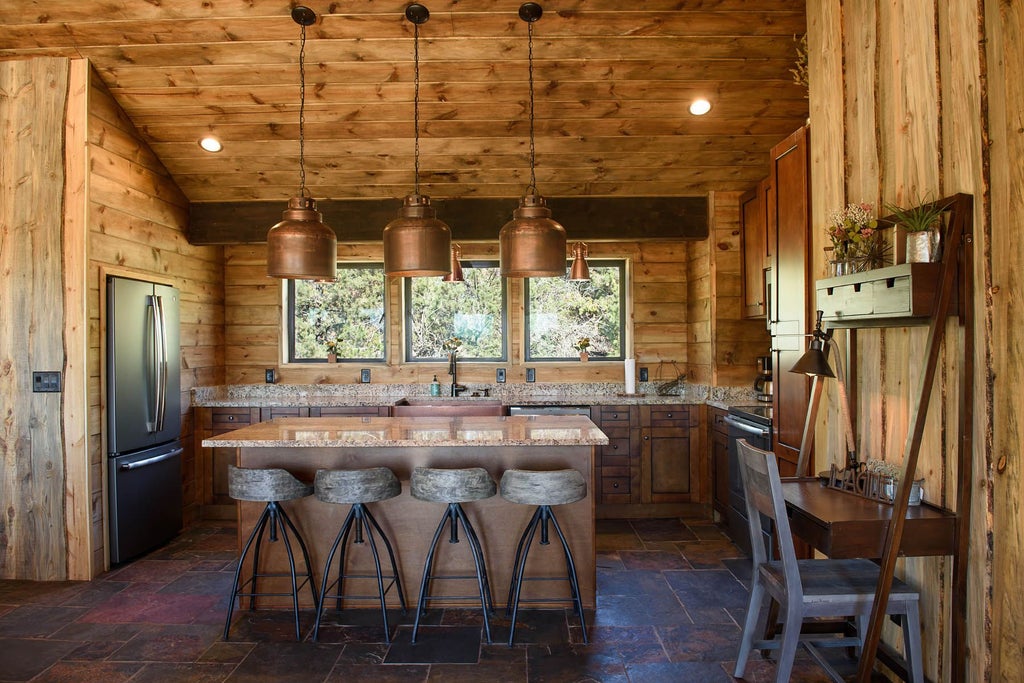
[222,464,318,641]
[311,467,407,642]
[500,468,588,647]
[410,466,497,644]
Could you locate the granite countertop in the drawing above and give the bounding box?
[192,382,758,408]
[202,415,609,448]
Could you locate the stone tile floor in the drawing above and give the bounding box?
[0,517,877,682]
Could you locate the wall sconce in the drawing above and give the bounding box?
[442,244,465,282]
[266,6,337,281]
[569,242,590,281]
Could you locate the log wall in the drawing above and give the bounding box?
[85,66,224,573]
[806,0,1021,679]
[0,56,225,580]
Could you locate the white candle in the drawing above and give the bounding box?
[624,358,636,395]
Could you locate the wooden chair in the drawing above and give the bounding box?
[733,439,924,683]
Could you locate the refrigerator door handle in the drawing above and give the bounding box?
[154,295,168,433]
[146,295,168,433]
[118,447,184,471]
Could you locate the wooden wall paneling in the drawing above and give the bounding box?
[984,0,1023,678]
[64,60,92,580]
[0,57,71,580]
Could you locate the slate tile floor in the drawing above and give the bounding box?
[0,518,873,682]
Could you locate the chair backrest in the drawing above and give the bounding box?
[735,439,801,594]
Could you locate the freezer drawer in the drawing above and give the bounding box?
[108,442,183,564]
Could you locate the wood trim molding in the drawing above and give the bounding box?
[188,196,710,245]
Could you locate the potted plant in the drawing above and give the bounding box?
[575,337,591,361]
[884,197,945,263]
[325,339,338,363]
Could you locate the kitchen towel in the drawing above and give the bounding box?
[624,358,636,394]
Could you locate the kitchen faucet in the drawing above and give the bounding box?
[448,353,467,396]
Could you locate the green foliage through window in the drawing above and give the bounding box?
[525,261,625,360]
[288,264,386,362]
[405,261,507,361]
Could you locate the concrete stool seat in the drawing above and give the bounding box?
[500,469,589,647]
[223,465,318,642]
[312,467,407,642]
[410,466,497,644]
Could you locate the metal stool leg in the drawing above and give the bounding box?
[355,506,394,642]
[507,508,543,646]
[546,506,588,643]
[506,507,542,614]
[276,502,319,613]
[223,502,272,640]
[363,505,408,613]
[312,505,357,642]
[412,505,455,643]
[247,506,273,610]
[453,503,493,644]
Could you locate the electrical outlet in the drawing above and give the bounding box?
[265,368,276,384]
[496,368,506,383]
[525,368,536,383]
[639,367,649,382]
[360,368,371,383]
[32,371,62,393]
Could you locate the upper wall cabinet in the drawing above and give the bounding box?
[740,179,770,319]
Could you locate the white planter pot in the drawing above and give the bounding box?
[906,229,941,263]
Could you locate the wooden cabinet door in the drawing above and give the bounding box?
[709,408,730,517]
[768,125,812,468]
[640,405,698,504]
[740,184,767,318]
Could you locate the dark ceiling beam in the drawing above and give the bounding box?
[187,196,709,245]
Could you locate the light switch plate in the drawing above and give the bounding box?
[360,368,371,383]
[32,371,61,393]
[639,367,649,382]
[526,368,536,383]
[496,368,506,383]
[265,368,276,383]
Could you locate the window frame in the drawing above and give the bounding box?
[402,259,509,363]
[285,262,388,364]
[523,258,628,362]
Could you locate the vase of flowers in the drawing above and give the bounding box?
[827,202,887,273]
[325,339,338,363]
[575,337,591,361]
[442,336,463,359]
[865,459,925,505]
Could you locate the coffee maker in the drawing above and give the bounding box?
[754,355,773,402]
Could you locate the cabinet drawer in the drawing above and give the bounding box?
[210,408,253,426]
[647,405,689,427]
[599,456,630,471]
[313,406,389,417]
[711,409,729,435]
[601,477,631,495]
[596,405,634,426]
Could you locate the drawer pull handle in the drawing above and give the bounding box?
[644,435,650,441]
[667,413,673,418]
[227,415,234,421]
[612,444,618,450]
[612,482,619,489]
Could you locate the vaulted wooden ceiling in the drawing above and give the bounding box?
[0,1,807,204]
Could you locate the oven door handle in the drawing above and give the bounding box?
[724,415,771,438]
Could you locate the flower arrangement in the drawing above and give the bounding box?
[575,337,591,353]
[325,339,339,354]
[827,202,888,271]
[442,337,463,353]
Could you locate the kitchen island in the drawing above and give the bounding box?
[203,414,607,609]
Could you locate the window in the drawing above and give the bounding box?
[404,260,507,361]
[287,264,386,362]
[525,260,626,361]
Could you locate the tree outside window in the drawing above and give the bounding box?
[404,261,507,361]
[525,260,625,361]
[288,264,386,362]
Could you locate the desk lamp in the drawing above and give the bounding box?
[790,310,858,476]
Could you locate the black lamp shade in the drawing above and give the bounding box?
[789,340,835,377]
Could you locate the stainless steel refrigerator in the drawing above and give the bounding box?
[106,275,183,564]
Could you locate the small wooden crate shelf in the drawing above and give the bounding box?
[815,262,948,328]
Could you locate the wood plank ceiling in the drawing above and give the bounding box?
[0,1,808,205]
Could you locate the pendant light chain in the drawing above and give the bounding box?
[298,21,308,198]
[413,22,421,196]
[527,20,537,194]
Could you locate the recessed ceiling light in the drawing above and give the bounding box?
[199,136,223,153]
[689,99,712,116]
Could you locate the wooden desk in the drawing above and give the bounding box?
[781,478,957,559]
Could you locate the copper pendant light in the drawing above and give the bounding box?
[383,4,452,277]
[442,244,465,282]
[569,241,590,281]
[267,6,337,281]
[499,2,567,278]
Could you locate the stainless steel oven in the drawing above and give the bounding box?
[724,405,773,557]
